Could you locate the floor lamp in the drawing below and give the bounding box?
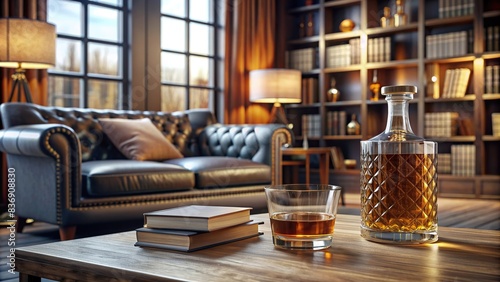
[0,18,56,103]
[249,69,302,125]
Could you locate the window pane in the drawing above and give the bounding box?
[161,52,186,84]
[48,0,82,37]
[90,0,122,6]
[162,86,186,112]
[190,23,213,56]
[190,56,213,87]
[190,0,212,22]
[88,79,120,109]
[89,5,120,42]
[161,0,185,17]
[48,76,81,107]
[54,38,82,73]
[189,88,211,109]
[161,17,186,52]
[88,43,120,76]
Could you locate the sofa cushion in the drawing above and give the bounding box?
[99,118,183,161]
[164,156,271,189]
[82,160,194,197]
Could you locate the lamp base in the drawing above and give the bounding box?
[8,68,33,103]
[268,102,289,125]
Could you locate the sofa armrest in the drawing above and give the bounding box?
[196,123,293,185]
[0,124,82,225]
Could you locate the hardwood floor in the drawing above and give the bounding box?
[0,195,499,282]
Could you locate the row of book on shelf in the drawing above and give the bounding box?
[438,0,475,18]
[301,77,319,104]
[485,25,500,52]
[325,37,391,67]
[426,30,471,59]
[438,145,475,176]
[285,48,319,72]
[367,37,391,63]
[441,68,471,98]
[326,38,361,68]
[302,111,353,137]
[424,112,474,137]
[135,205,260,252]
[485,65,500,94]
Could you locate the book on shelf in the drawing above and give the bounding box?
[326,111,347,136]
[439,0,474,18]
[330,147,345,170]
[441,68,470,98]
[301,77,319,104]
[302,114,321,138]
[367,37,391,63]
[485,65,500,94]
[286,47,319,72]
[451,145,475,176]
[424,112,459,137]
[135,221,261,252]
[143,205,252,231]
[438,153,451,175]
[426,31,469,59]
[458,117,474,136]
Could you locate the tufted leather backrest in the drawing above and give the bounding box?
[0,103,192,161]
[195,123,288,165]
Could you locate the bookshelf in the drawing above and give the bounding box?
[277,0,500,198]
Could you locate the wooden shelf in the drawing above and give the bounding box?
[424,95,476,103]
[278,0,500,198]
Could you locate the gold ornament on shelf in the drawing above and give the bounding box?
[327,77,340,102]
[339,19,355,32]
[369,70,381,101]
[380,7,394,28]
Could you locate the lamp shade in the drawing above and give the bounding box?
[0,18,56,69]
[249,69,302,104]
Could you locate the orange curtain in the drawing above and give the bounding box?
[0,0,49,208]
[224,0,276,124]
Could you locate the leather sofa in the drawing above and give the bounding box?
[0,103,292,240]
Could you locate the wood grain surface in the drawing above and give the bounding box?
[15,214,500,282]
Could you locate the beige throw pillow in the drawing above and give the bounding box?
[99,118,183,161]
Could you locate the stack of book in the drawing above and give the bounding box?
[426,31,470,59]
[301,77,319,104]
[485,65,499,94]
[326,111,347,136]
[325,38,360,68]
[424,112,459,137]
[451,145,475,176]
[134,205,260,252]
[485,25,499,52]
[441,68,471,98]
[438,153,452,174]
[302,114,321,137]
[368,37,391,63]
[438,0,475,18]
[285,48,319,72]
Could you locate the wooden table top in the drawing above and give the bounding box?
[16,214,500,282]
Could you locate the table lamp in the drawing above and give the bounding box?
[0,18,56,103]
[249,69,301,125]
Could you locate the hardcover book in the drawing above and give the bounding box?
[135,221,261,252]
[143,205,252,231]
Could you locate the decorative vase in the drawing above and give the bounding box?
[347,114,360,135]
[339,19,355,32]
[327,77,340,102]
[380,7,394,28]
[369,70,381,101]
[394,0,408,27]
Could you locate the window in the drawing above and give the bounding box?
[47,0,129,109]
[160,0,223,112]
[47,0,223,113]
